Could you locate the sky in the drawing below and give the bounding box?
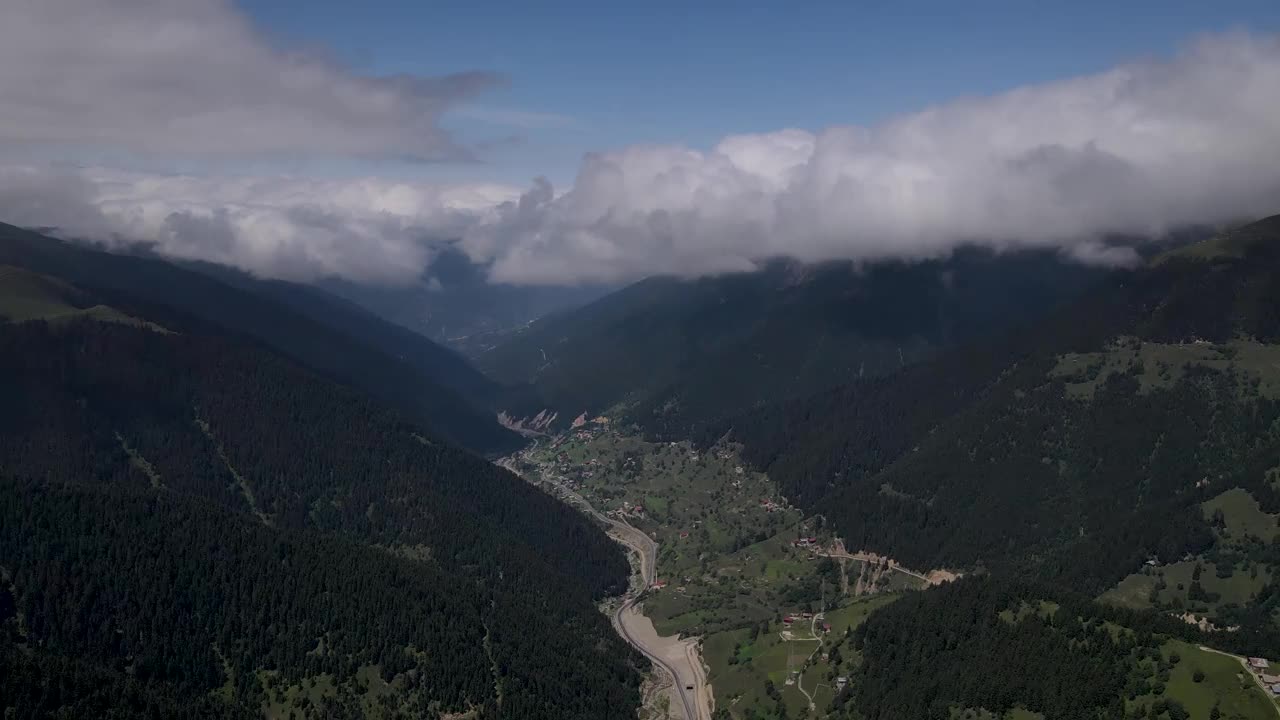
[2,0,1280,285]
[238,0,1280,184]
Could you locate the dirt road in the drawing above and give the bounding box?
[817,544,951,586]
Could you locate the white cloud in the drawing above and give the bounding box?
[0,166,520,283]
[0,0,498,160]
[1,4,1278,290]
[466,33,1280,285]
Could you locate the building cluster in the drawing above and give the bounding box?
[609,501,646,520]
[1248,657,1280,695]
[780,612,831,634]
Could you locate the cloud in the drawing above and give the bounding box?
[2,12,1278,290]
[0,0,500,160]
[0,166,521,284]
[466,33,1280,285]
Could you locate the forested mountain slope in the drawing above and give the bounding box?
[0,274,640,719]
[0,223,520,454]
[481,248,1103,430]
[726,214,1280,641]
[842,577,1278,720]
[185,259,507,406]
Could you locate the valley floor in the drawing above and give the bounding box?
[503,423,930,720]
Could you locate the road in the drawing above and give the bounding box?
[503,459,709,720]
[791,613,825,711]
[570,488,708,720]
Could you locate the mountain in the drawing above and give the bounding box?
[723,214,1280,644]
[0,223,520,454]
[320,245,612,357]
[184,260,506,405]
[0,266,641,719]
[846,575,1278,720]
[479,248,1106,433]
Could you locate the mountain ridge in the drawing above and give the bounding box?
[0,223,520,454]
[0,267,641,719]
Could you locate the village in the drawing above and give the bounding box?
[507,422,938,719]
[1247,656,1280,697]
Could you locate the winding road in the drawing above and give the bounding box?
[502,458,710,720]
[575,491,708,720]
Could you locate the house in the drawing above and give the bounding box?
[1262,673,1280,685]
[822,623,832,634]
[836,677,848,690]
[1250,657,1270,672]
[650,580,668,590]
[1272,683,1280,696]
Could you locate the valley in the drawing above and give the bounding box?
[6,4,1280,718]
[11,216,1280,719]
[504,422,933,719]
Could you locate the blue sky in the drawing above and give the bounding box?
[239,0,1280,185]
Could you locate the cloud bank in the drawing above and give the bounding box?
[0,0,497,160]
[467,33,1280,285]
[0,166,519,283]
[0,0,518,284]
[1,1,1279,287]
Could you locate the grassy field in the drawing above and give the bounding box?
[1205,488,1280,543]
[0,264,83,321]
[1051,338,1280,399]
[1136,642,1278,720]
[1155,218,1280,265]
[1103,488,1279,626]
[1101,559,1271,618]
[702,595,899,720]
[0,264,166,330]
